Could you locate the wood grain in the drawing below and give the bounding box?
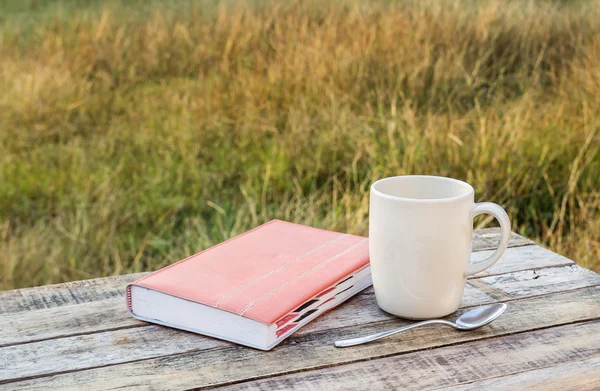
[0,325,230,383]
[2,286,599,390]
[432,356,600,391]
[471,228,533,251]
[2,231,592,391]
[0,284,494,378]
[469,245,573,278]
[0,273,147,315]
[472,264,600,300]
[0,246,580,346]
[213,321,600,391]
[0,281,494,349]
[0,247,592,352]
[299,283,495,336]
[0,298,143,347]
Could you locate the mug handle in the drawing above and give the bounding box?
[465,202,511,276]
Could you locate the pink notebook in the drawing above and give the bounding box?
[126,220,371,350]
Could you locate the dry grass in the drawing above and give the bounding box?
[1,0,599,289]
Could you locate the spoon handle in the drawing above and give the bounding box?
[334,319,457,348]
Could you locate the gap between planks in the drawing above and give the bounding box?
[0,244,584,348]
[0,245,595,361]
[209,320,600,391]
[426,356,600,391]
[4,318,598,389]
[1,286,599,389]
[0,285,490,348]
[1,231,596,390]
[469,263,599,301]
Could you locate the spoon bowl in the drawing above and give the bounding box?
[334,303,507,348]
[456,303,507,330]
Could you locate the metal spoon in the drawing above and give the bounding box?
[334,303,507,348]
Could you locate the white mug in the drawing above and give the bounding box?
[369,175,510,319]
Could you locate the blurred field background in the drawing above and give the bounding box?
[1,0,599,289]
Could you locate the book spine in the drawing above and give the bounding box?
[125,284,133,312]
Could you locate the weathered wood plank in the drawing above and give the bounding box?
[0,229,529,316]
[2,286,599,390]
[0,284,493,348]
[1,251,592,349]
[0,325,229,383]
[431,356,600,391]
[0,298,141,347]
[0,285,495,377]
[301,283,495,335]
[471,264,600,300]
[472,228,534,251]
[0,273,147,315]
[213,321,600,391]
[469,245,573,278]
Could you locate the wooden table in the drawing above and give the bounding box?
[1,229,599,390]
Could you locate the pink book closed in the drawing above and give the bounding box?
[127,220,371,350]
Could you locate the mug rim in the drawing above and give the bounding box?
[371,175,474,203]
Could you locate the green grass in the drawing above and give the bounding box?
[1,0,599,289]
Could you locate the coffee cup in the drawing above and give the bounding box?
[369,175,510,319]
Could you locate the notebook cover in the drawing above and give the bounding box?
[126,220,369,325]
